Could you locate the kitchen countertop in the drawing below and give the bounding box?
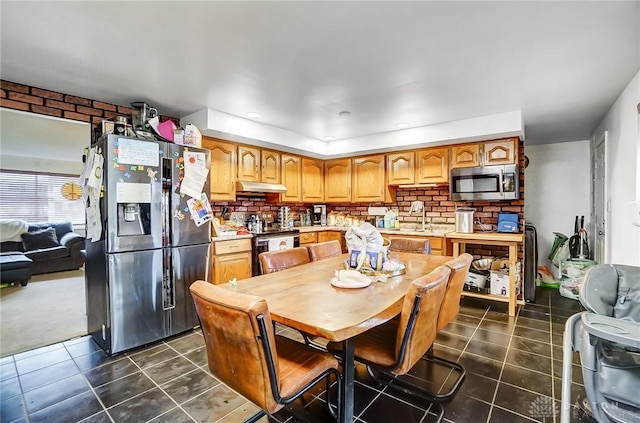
[211,234,253,242]
[296,224,455,237]
[445,231,525,243]
[212,224,457,240]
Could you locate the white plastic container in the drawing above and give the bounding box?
[455,208,476,233]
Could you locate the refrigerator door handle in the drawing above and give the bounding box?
[162,250,175,310]
[161,157,173,248]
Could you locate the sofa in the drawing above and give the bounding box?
[0,220,85,275]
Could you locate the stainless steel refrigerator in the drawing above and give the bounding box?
[85,134,211,355]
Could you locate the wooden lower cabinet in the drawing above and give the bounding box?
[211,239,252,285]
[299,232,318,245]
[311,230,345,251]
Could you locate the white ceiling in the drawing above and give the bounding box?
[1,1,638,150]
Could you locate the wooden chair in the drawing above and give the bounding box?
[258,247,310,274]
[388,237,431,254]
[307,240,342,261]
[327,266,451,421]
[190,280,341,423]
[422,253,474,399]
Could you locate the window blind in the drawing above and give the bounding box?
[0,170,85,225]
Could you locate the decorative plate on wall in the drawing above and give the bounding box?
[61,182,82,200]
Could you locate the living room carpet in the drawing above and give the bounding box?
[0,269,87,357]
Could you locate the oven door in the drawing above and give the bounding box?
[252,234,300,276]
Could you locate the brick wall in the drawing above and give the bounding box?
[0,80,179,135]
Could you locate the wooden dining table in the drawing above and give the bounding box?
[219,251,452,423]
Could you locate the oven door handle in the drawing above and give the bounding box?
[499,169,505,197]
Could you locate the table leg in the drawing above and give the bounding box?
[452,241,460,257]
[508,243,517,316]
[340,338,355,423]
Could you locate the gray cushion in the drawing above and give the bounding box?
[22,227,59,251]
[25,246,69,261]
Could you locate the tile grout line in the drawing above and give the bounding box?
[484,304,519,423]
[549,295,558,423]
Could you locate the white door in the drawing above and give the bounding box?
[593,132,607,264]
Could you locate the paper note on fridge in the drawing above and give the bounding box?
[187,193,213,227]
[180,161,208,198]
[116,182,151,203]
[183,151,207,170]
[117,138,160,167]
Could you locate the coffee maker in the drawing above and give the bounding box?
[313,205,327,226]
[130,102,158,135]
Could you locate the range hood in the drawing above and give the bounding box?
[235,181,288,193]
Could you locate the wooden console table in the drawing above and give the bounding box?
[445,231,525,316]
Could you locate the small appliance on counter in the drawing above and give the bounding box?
[497,212,520,233]
[313,204,327,226]
[455,207,476,233]
[278,206,291,229]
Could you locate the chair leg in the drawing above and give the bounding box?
[421,352,466,400]
[365,366,445,422]
[325,372,338,420]
[244,410,266,423]
[365,353,465,402]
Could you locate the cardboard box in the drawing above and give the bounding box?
[489,259,521,296]
[490,269,510,296]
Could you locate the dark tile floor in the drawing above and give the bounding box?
[0,288,589,423]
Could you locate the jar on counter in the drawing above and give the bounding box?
[327,211,337,226]
[336,212,345,227]
[344,215,353,226]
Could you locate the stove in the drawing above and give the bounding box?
[251,229,300,276]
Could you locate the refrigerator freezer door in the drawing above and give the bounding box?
[108,249,165,354]
[104,135,166,253]
[168,144,211,247]
[169,243,210,335]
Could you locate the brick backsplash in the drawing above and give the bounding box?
[0,80,179,135]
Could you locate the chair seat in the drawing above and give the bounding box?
[598,341,640,408]
[276,336,340,399]
[328,319,400,370]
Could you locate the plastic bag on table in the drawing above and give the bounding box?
[345,223,384,270]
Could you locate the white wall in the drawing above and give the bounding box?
[0,154,83,175]
[525,140,592,269]
[592,70,640,266]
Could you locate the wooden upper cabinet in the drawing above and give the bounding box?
[387,152,415,185]
[237,145,260,181]
[417,147,449,184]
[261,150,280,184]
[451,144,480,168]
[281,154,302,202]
[202,137,236,201]
[352,154,387,202]
[302,158,324,202]
[324,158,352,202]
[483,138,517,166]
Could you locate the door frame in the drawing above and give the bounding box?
[592,131,608,264]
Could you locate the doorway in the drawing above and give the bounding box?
[593,131,607,264]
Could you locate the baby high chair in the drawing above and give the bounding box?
[561,264,640,423]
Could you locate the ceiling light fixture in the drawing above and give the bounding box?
[323,136,335,141]
[396,122,410,128]
[338,111,351,118]
[246,112,261,118]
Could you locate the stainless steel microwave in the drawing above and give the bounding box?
[450,164,519,201]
